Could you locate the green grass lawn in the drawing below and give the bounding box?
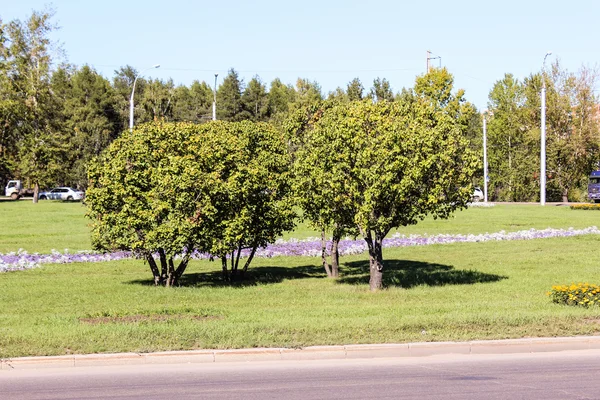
[0,201,91,253]
[2,201,600,253]
[1,202,600,358]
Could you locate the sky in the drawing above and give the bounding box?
[2,0,599,111]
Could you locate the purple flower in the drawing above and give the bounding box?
[1,226,598,273]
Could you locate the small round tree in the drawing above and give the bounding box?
[86,120,295,286]
[296,98,479,291]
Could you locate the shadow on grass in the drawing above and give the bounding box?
[127,264,326,288]
[127,259,506,289]
[338,259,507,289]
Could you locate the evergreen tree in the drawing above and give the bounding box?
[346,78,364,101]
[55,65,122,187]
[171,80,213,123]
[217,68,244,121]
[370,77,394,102]
[242,76,269,121]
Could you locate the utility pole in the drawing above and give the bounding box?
[213,73,218,121]
[426,50,441,72]
[427,50,430,72]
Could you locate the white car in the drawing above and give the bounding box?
[471,187,484,202]
[39,187,85,201]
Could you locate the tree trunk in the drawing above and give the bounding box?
[166,257,177,287]
[158,249,168,283]
[241,245,258,278]
[330,234,340,278]
[32,182,39,204]
[562,188,569,203]
[221,256,229,281]
[230,245,243,281]
[145,252,161,286]
[367,232,384,291]
[321,229,332,277]
[170,253,191,287]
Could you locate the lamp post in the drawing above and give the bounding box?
[213,73,218,121]
[129,64,160,132]
[483,111,489,203]
[540,52,552,206]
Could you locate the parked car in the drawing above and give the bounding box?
[38,187,84,201]
[471,187,484,202]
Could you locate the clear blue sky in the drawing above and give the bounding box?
[3,0,599,110]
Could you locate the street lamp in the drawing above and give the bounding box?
[483,111,489,203]
[129,64,160,132]
[540,52,552,206]
[213,73,218,121]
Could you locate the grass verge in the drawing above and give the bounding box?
[1,234,600,358]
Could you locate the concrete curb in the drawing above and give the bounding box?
[2,336,600,370]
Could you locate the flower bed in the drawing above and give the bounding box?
[570,203,600,210]
[548,283,600,307]
[2,226,600,273]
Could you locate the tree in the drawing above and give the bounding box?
[539,62,600,202]
[414,67,455,108]
[487,74,536,201]
[171,80,213,123]
[267,78,296,117]
[206,121,296,281]
[303,98,478,291]
[112,65,140,129]
[0,17,22,184]
[327,87,347,102]
[87,122,202,286]
[346,78,364,101]
[369,77,394,102]
[293,78,323,109]
[54,65,122,188]
[415,68,482,186]
[217,68,244,121]
[241,76,269,121]
[86,120,295,286]
[4,9,67,201]
[290,100,356,278]
[141,78,175,123]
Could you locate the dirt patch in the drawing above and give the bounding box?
[582,317,600,325]
[79,314,222,325]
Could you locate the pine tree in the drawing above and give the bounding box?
[346,78,364,101]
[242,76,269,121]
[217,68,244,121]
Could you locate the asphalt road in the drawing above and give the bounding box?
[2,350,600,399]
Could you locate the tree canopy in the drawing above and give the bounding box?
[86,120,295,286]
[293,71,479,290]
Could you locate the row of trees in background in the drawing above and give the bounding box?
[487,64,600,202]
[1,9,599,203]
[0,10,414,193]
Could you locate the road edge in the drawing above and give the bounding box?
[2,335,600,370]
